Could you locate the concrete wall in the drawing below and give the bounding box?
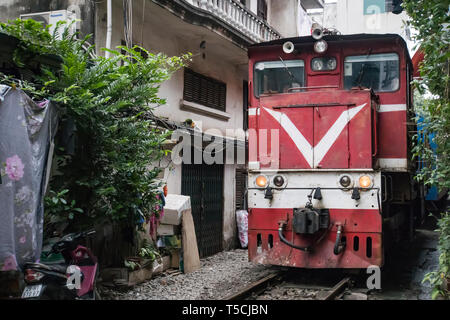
[336,0,409,36]
[267,0,299,37]
[0,0,95,43]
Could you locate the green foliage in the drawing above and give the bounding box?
[44,189,84,221]
[124,259,141,271]
[404,0,450,299]
[423,212,450,300]
[138,239,161,261]
[404,0,450,190]
[0,19,190,229]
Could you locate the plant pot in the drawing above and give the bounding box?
[125,256,152,270]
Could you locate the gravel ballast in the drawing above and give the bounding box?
[101,249,272,300]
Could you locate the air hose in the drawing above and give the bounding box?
[278,222,311,252]
[333,225,346,255]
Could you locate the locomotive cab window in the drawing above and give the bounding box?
[344,53,399,92]
[254,60,305,97]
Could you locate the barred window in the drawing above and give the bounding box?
[183,68,226,111]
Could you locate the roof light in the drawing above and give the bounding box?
[314,40,328,54]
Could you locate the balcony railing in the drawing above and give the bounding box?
[189,0,281,43]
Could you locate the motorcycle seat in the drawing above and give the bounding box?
[25,262,68,274]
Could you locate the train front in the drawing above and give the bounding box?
[246,33,402,269]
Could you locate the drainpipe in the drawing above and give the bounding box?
[105,0,112,58]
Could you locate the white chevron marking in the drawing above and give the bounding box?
[263,103,367,168]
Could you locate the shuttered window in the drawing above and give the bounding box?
[235,168,247,210]
[257,0,267,20]
[183,68,227,112]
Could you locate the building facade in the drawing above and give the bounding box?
[0,0,324,255]
[306,0,415,54]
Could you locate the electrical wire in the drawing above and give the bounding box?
[140,0,146,46]
[123,0,133,49]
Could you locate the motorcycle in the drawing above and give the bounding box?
[21,230,100,300]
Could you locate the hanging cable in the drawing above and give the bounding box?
[123,0,133,49]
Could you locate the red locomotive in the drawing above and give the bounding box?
[246,32,419,268]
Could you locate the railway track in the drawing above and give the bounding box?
[223,271,354,300]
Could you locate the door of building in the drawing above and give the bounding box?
[182,163,224,258]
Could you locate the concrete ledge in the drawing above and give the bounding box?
[180,99,231,121]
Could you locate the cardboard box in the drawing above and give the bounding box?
[157,224,179,236]
[160,194,191,225]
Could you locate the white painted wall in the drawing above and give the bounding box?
[268,0,300,37]
[336,0,409,36]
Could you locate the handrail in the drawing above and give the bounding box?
[190,0,281,42]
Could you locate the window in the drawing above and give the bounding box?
[257,0,267,20]
[344,53,400,92]
[183,68,226,111]
[254,60,305,97]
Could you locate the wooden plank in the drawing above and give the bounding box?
[181,208,200,273]
[223,272,280,300]
[316,277,351,300]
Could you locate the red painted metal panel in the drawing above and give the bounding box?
[255,91,373,169]
[248,37,410,166]
[248,230,382,268]
[248,208,382,268]
[377,111,408,159]
[348,102,374,168]
[313,105,349,168]
[248,208,382,233]
[279,107,313,168]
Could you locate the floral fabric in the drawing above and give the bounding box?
[0,87,58,271]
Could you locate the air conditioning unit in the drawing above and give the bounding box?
[20,10,77,39]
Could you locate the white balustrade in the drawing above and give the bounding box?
[189,0,280,43]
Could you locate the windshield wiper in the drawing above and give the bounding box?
[279,56,302,85]
[355,63,367,88]
[354,48,373,89]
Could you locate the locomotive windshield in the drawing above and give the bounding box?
[254,60,305,97]
[344,53,400,92]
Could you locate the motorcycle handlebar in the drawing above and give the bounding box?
[84,229,96,236]
[48,230,96,255]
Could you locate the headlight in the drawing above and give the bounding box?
[314,40,328,54]
[359,175,372,188]
[327,58,337,70]
[339,175,352,188]
[311,57,336,71]
[255,175,268,188]
[273,175,285,187]
[312,58,324,71]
